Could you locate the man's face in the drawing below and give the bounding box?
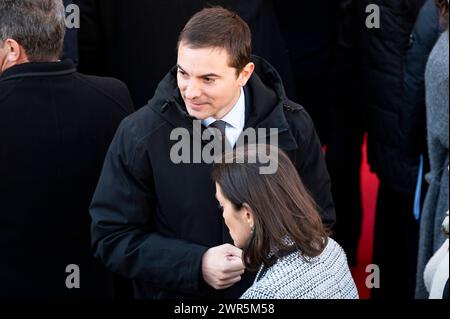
[177,42,243,120]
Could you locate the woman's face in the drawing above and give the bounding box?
[215,183,253,248]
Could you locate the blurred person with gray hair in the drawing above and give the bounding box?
[0,0,134,298]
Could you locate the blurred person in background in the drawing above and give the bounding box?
[398,0,443,263]
[325,0,365,267]
[0,0,134,298]
[415,0,449,299]
[355,0,426,299]
[273,1,335,145]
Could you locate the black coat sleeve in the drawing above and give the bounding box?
[90,117,208,293]
[288,107,336,229]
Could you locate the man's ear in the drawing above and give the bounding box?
[238,62,255,87]
[5,38,28,63]
[242,203,255,229]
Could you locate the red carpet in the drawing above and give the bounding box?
[350,134,379,299]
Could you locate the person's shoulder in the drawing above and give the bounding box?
[316,238,353,277]
[75,72,128,93]
[413,0,442,48]
[240,283,278,299]
[244,256,318,299]
[116,101,170,149]
[282,99,316,139]
[418,0,440,27]
[277,245,345,280]
[282,99,304,114]
[283,99,312,123]
[260,254,311,285]
[322,238,347,259]
[74,72,134,112]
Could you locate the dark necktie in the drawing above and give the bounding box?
[208,120,230,153]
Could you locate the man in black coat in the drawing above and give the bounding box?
[90,7,335,299]
[399,0,442,187]
[0,0,134,298]
[325,0,365,267]
[273,0,335,145]
[399,0,443,299]
[356,0,426,299]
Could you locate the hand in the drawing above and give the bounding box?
[201,244,245,290]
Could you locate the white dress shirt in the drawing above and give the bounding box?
[202,87,245,148]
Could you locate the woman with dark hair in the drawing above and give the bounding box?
[212,145,358,299]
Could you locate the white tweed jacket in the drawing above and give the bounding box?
[240,238,359,299]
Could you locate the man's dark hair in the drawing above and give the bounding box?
[0,0,66,61]
[212,145,329,270]
[178,7,252,75]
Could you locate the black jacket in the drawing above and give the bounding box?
[399,0,441,168]
[90,56,335,299]
[0,60,134,298]
[273,0,335,144]
[357,0,426,193]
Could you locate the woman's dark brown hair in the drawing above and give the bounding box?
[212,144,329,270]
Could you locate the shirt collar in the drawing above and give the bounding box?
[202,87,245,129]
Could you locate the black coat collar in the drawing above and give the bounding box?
[0,59,76,82]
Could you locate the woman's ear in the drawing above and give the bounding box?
[242,203,255,229]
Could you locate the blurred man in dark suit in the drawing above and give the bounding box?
[0,0,134,298]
